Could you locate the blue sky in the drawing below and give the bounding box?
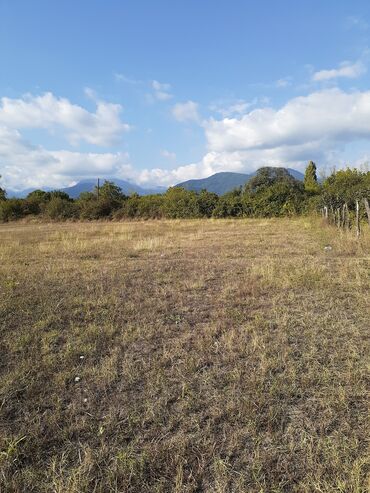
[1,0,370,190]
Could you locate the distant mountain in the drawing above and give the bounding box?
[7,179,167,199]
[176,168,304,195]
[6,187,53,198]
[6,168,305,198]
[60,179,166,199]
[285,168,305,181]
[176,172,252,195]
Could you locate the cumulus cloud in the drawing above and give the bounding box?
[312,60,366,81]
[151,80,173,101]
[3,87,370,190]
[172,100,200,122]
[204,89,370,153]
[209,99,254,118]
[161,149,176,160]
[276,77,292,88]
[0,126,133,190]
[0,92,129,146]
[114,73,143,85]
[138,88,370,185]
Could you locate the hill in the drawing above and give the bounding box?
[7,179,166,199]
[60,179,166,199]
[6,168,305,198]
[176,168,304,194]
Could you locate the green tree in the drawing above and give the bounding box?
[27,189,51,201]
[321,168,370,229]
[0,199,25,221]
[49,190,72,201]
[162,187,199,218]
[196,189,219,217]
[45,197,78,220]
[24,189,51,215]
[95,181,125,202]
[0,175,6,201]
[245,167,297,194]
[77,181,126,219]
[304,161,320,193]
[212,189,245,217]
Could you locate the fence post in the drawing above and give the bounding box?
[355,200,361,238]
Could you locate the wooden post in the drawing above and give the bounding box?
[343,203,349,230]
[355,199,361,238]
[342,203,346,229]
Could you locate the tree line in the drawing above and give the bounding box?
[0,163,369,232]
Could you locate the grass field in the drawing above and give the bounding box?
[0,218,369,492]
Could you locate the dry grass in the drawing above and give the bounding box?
[0,218,369,492]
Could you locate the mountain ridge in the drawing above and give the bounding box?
[6,167,305,198]
[176,168,304,195]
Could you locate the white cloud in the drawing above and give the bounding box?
[312,60,366,81]
[151,80,173,101]
[3,87,370,190]
[114,73,143,85]
[172,100,200,122]
[161,149,176,160]
[0,126,133,190]
[0,92,129,146]
[209,99,254,118]
[137,88,370,185]
[276,77,292,88]
[204,88,370,153]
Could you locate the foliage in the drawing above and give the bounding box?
[245,167,297,194]
[0,199,24,221]
[322,168,369,207]
[212,189,245,217]
[304,161,320,193]
[0,187,7,201]
[0,175,6,201]
[0,167,369,226]
[77,182,126,219]
[95,180,126,202]
[45,197,78,220]
[162,187,200,218]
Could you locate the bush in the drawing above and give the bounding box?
[162,188,199,218]
[78,197,116,220]
[0,199,25,221]
[45,197,78,220]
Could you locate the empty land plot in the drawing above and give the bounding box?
[0,218,369,492]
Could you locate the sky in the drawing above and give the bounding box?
[1,0,370,190]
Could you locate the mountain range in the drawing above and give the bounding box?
[176,168,304,195]
[7,179,166,199]
[6,168,304,198]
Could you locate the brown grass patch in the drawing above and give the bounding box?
[0,218,369,492]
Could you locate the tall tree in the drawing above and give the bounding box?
[94,180,125,201]
[0,176,6,201]
[304,161,319,193]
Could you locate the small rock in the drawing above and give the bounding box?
[324,245,332,251]
[79,355,85,360]
[83,398,88,403]
[74,376,81,383]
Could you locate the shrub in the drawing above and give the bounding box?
[45,197,78,220]
[0,199,25,221]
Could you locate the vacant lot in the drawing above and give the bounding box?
[0,218,369,492]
